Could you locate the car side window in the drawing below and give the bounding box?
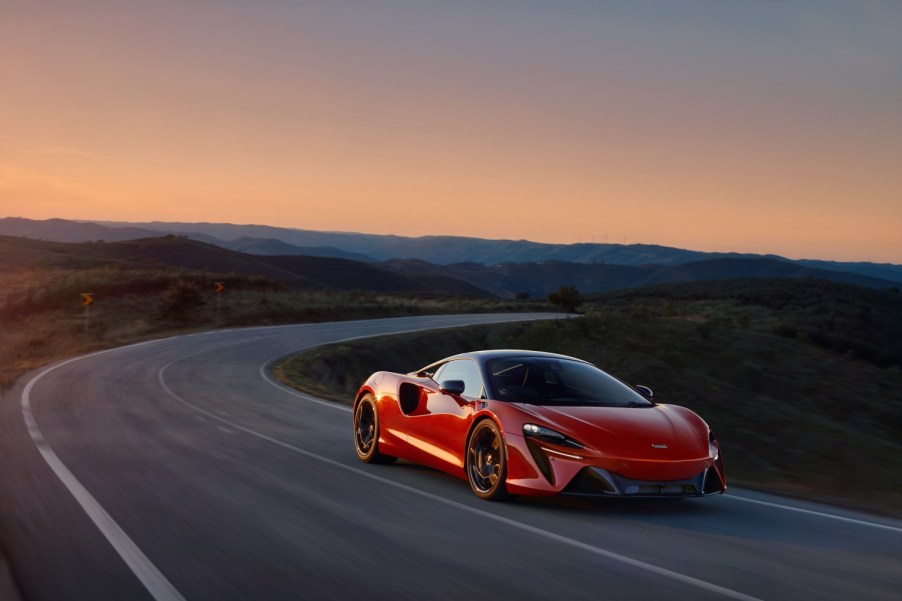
[433,359,485,399]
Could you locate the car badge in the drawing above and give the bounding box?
[651,443,668,449]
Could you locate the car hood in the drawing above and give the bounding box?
[516,403,708,459]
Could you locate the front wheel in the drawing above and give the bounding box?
[466,420,509,500]
[354,394,396,464]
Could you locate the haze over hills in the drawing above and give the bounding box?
[384,257,897,298]
[1,232,897,300]
[98,219,787,265]
[224,237,374,262]
[0,235,491,297]
[1,217,901,288]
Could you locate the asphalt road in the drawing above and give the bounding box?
[1,314,900,601]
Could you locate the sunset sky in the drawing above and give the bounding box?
[1,1,900,262]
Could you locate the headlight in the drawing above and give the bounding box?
[523,424,584,484]
[523,423,564,439]
[708,431,719,460]
[523,423,583,448]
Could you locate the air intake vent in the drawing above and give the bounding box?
[525,439,555,485]
[702,468,725,494]
[624,484,697,496]
[562,467,617,495]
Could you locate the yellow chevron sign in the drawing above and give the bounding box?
[214,281,225,293]
[81,293,94,306]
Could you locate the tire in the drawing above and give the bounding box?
[354,393,396,464]
[466,420,510,500]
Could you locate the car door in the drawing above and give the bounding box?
[403,359,484,473]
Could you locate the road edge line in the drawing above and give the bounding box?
[21,350,187,601]
[724,494,902,533]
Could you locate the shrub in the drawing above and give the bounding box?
[548,285,582,312]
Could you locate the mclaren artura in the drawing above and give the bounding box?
[353,350,726,500]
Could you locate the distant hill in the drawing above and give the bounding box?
[0,218,377,264]
[221,237,375,262]
[795,259,902,283]
[0,217,160,242]
[385,257,898,298]
[0,235,492,297]
[111,220,776,265]
[2,217,900,285]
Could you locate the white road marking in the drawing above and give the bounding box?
[15,317,560,601]
[160,362,762,601]
[22,315,898,601]
[256,313,573,413]
[255,327,902,535]
[257,321,902,535]
[724,495,902,533]
[21,350,186,601]
[259,358,352,413]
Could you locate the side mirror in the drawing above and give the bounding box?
[634,385,654,400]
[440,380,466,396]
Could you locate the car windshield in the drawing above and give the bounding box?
[487,357,654,407]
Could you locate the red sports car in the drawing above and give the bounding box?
[353,350,726,500]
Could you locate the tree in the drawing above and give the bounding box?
[548,285,582,312]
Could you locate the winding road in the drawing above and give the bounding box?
[1,314,900,601]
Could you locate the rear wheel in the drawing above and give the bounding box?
[354,394,396,464]
[466,420,509,500]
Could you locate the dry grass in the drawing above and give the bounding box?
[275,280,902,518]
[0,266,550,389]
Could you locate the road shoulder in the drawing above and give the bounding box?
[0,551,23,601]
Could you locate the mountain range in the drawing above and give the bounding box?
[1,217,900,297]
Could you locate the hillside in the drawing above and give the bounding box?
[2,230,898,306]
[0,217,160,242]
[0,235,490,297]
[4,218,900,283]
[385,257,898,298]
[0,235,551,390]
[275,278,902,516]
[222,237,375,262]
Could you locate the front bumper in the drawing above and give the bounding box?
[504,433,726,497]
[562,465,725,497]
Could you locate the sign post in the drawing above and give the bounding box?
[214,282,225,321]
[81,292,94,337]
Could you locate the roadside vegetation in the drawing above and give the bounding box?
[4,234,900,516]
[275,278,902,517]
[0,265,549,389]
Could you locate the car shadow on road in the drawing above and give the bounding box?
[390,460,715,518]
[381,462,888,550]
[513,492,717,517]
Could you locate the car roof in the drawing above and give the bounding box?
[418,349,591,373]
